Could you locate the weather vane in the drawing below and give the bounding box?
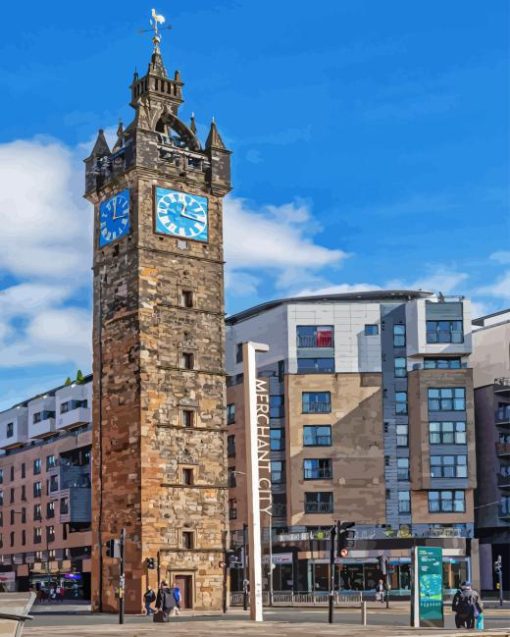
[139,8,172,50]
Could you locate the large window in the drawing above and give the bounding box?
[364,324,379,336]
[430,455,467,478]
[297,325,334,348]
[46,455,57,470]
[227,435,236,458]
[270,395,284,419]
[424,358,462,370]
[33,504,42,521]
[397,457,410,481]
[303,425,332,446]
[393,324,406,347]
[34,528,42,544]
[297,358,335,373]
[426,320,463,344]
[395,392,408,415]
[305,491,333,514]
[270,428,285,451]
[304,458,332,480]
[271,460,285,484]
[302,392,331,414]
[428,490,465,513]
[396,424,408,447]
[273,493,287,518]
[394,357,407,378]
[398,491,411,514]
[428,388,465,411]
[33,482,42,498]
[429,421,466,445]
[226,403,236,425]
[6,423,14,438]
[33,459,41,475]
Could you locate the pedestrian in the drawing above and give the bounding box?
[172,583,182,615]
[375,579,385,604]
[154,580,176,622]
[144,586,156,615]
[452,580,481,629]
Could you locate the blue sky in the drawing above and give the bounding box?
[0,0,509,408]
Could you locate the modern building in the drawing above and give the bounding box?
[471,309,510,593]
[84,25,231,612]
[226,291,479,595]
[0,376,92,597]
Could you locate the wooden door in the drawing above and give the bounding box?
[174,575,193,609]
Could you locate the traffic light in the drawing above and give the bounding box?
[337,521,355,558]
[494,555,502,574]
[146,557,155,570]
[105,539,115,558]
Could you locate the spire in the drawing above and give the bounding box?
[205,118,226,150]
[190,113,197,135]
[147,8,168,77]
[89,129,111,158]
[113,120,124,152]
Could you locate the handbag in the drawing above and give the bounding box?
[475,613,484,630]
[153,610,169,623]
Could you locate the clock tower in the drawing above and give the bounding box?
[84,22,231,613]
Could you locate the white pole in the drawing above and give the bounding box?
[243,341,269,622]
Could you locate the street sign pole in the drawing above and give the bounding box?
[119,528,125,625]
[242,523,248,611]
[328,524,337,624]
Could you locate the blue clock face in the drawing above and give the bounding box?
[155,187,208,242]
[99,189,131,247]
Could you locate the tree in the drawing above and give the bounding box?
[64,377,72,386]
[76,370,84,383]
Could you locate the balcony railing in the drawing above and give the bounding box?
[305,502,333,514]
[304,468,333,480]
[497,475,510,488]
[303,403,331,414]
[496,442,510,456]
[297,335,334,348]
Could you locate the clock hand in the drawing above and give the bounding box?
[180,209,202,222]
[112,197,118,220]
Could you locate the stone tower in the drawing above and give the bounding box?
[84,28,231,613]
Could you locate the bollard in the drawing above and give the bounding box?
[361,601,367,626]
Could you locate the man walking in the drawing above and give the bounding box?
[144,586,156,616]
[452,581,481,629]
[155,580,176,622]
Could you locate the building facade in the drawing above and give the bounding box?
[0,377,92,597]
[84,34,231,612]
[471,309,510,593]
[226,291,479,594]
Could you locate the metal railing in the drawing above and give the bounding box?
[297,335,334,348]
[230,591,362,607]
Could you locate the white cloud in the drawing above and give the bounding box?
[490,251,510,265]
[476,271,510,300]
[296,282,381,297]
[387,268,469,295]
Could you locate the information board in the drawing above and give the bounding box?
[414,546,444,627]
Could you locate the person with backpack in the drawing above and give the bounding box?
[452,581,481,629]
[144,586,156,616]
[154,581,176,622]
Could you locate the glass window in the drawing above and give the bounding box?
[397,457,410,481]
[424,358,462,369]
[398,491,411,513]
[428,490,465,513]
[430,455,468,478]
[303,425,332,446]
[278,360,285,382]
[46,455,56,470]
[0,470,2,484]
[6,423,14,438]
[297,325,334,348]
[182,410,194,428]
[273,493,287,517]
[181,352,194,369]
[426,320,464,344]
[236,343,243,363]
[0,490,3,506]
[304,491,333,514]
[33,459,41,475]
[365,324,379,336]
[395,392,408,415]
[297,358,335,373]
[270,395,284,419]
[428,388,465,411]
[429,421,466,444]
[49,476,59,492]
[227,434,236,457]
[393,324,406,347]
[302,392,331,414]
[271,460,285,484]
[226,403,236,425]
[270,428,285,451]
[47,501,55,518]
[228,499,237,520]
[396,424,408,447]
[304,458,332,480]
[34,528,42,544]
[394,357,407,378]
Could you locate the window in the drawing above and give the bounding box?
[424,358,462,370]
[396,424,408,447]
[393,324,406,347]
[303,425,332,446]
[21,486,26,501]
[21,464,25,479]
[236,343,243,364]
[33,411,55,424]
[21,508,26,524]
[33,482,42,498]
[270,395,284,419]
[394,357,407,378]
[228,499,237,520]
[305,491,333,514]
[500,496,510,517]
[271,460,285,484]
[228,468,236,488]
[0,511,3,526]
[46,455,56,470]
[428,388,465,411]
[0,533,2,549]
[10,510,15,525]
[34,504,42,521]
[49,476,58,492]
[182,410,194,428]
[398,491,411,514]
[0,470,2,484]
[364,324,379,336]
[304,458,332,480]
[6,422,14,438]
[10,467,14,481]
[21,530,26,546]
[0,490,3,506]
[226,403,236,425]
[60,498,69,515]
[297,325,334,348]
[181,290,193,308]
[33,459,41,475]
[10,488,14,504]
[426,320,463,344]
[227,435,236,457]
[181,352,194,370]
[395,392,408,415]
[60,401,70,414]
[47,501,55,518]
[430,455,467,478]
[278,360,285,382]
[273,493,287,517]
[182,531,194,549]
[297,358,335,373]
[34,528,42,544]
[302,392,331,414]
[47,526,55,543]
[10,531,14,547]
[397,458,410,481]
[182,468,193,485]
[428,490,465,513]
[429,421,466,445]
[270,428,285,451]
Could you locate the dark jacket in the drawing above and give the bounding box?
[156,587,176,611]
[452,587,480,617]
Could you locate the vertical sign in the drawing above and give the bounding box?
[243,342,270,622]
[413,546,444,628]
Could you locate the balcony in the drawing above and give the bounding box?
[0,414,28,449]
[495,406,510,428]
[494,378,510,395]
[31,416,55,438]
[56,406,91,431]
[497,475,510,489]
[498,507,510,522]
[496,443,510,457]
[59,487,91,524]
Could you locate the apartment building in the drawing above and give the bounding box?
[226,291,478,594]
[471,309,510,593]
[0,376,92,597]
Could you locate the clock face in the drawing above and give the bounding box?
[98,189,131,247]
[155,187,208,242]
